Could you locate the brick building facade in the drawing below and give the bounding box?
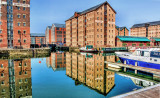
[0,0,30,49]
[115,26,129,36]
[30,33,46,47]
[116,36,151,47]
[130,21,160,38]
[45,24,66,46]
[45,26,52,45]
[66,1,116,48]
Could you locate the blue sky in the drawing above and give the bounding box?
[30,0,160,34]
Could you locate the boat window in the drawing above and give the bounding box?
[140,51,144,56]
[154,59,157,62]
[144,51,150,57]
[136,51,140,56]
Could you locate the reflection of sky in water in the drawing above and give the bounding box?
[31,57,141,98]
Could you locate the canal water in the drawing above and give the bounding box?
[0,52,158,98]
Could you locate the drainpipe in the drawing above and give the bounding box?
[124,28,125,36]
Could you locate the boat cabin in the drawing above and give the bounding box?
[134,48,160,58]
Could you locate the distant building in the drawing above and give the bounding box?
[116,36,150,47]
[66,1,116,47]
[45,26,52,45]
[115,26,129,36]
[45,24,66,46]
[130,21,160,38]
[30,33,46,47]
[150,37,160,46]
[0,0,31,49]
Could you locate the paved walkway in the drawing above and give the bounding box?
[112,84,160,98]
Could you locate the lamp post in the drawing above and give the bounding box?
[18,31,21,48]
[18,31,23,48]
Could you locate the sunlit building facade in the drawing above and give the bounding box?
[115,26,129,36]
[66,1,116,47]
[45,24,66,45]
[0,0,31,48]
[130,21,160,38]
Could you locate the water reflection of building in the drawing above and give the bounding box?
[46,52,66,71]
[66,53,115,95]
[0,59,32,98]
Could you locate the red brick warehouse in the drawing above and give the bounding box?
[0,0,30,49]
[30,33,46,47]
[45,24,66,46]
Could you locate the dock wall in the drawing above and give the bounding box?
[0,48,51,59]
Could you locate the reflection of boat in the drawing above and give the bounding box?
[80,45,98,53]
[115,48,160,70]
[80,53,93,58]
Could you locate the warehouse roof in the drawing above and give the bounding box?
[66,1,116,21]
[151,37,160,42]
[131,20,160,28]
[116,26,129,31]
[117,36,150,42]
[30,33,45,37]
[47,26,52,29]
[53,23,66,28]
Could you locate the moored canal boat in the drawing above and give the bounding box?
[115,48,160,70]
[80,45,98,53]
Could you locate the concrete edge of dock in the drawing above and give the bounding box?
[112,84,160,98]
[0,48,51,59]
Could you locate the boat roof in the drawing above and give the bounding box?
[136,48,160,52]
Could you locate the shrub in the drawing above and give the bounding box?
[122,43,127,47]
[132,44,136,46]
[146,43,150,46]
[139,43,143,46]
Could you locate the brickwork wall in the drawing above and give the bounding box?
[130,27,146,37]
[66,20,72,46]
[131,25,160,38]
[0,1,8,48]
[66,2,116,48]
[116,38,150,47]
[0,0,30,48]
[72,18,78,47]
[86,11,95,47]
[13,0,30,48]
[95,5,105,47]
[115,28,129,36]
[105,4,116,47]
[30,36,46,46]
[78,15,85,47]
